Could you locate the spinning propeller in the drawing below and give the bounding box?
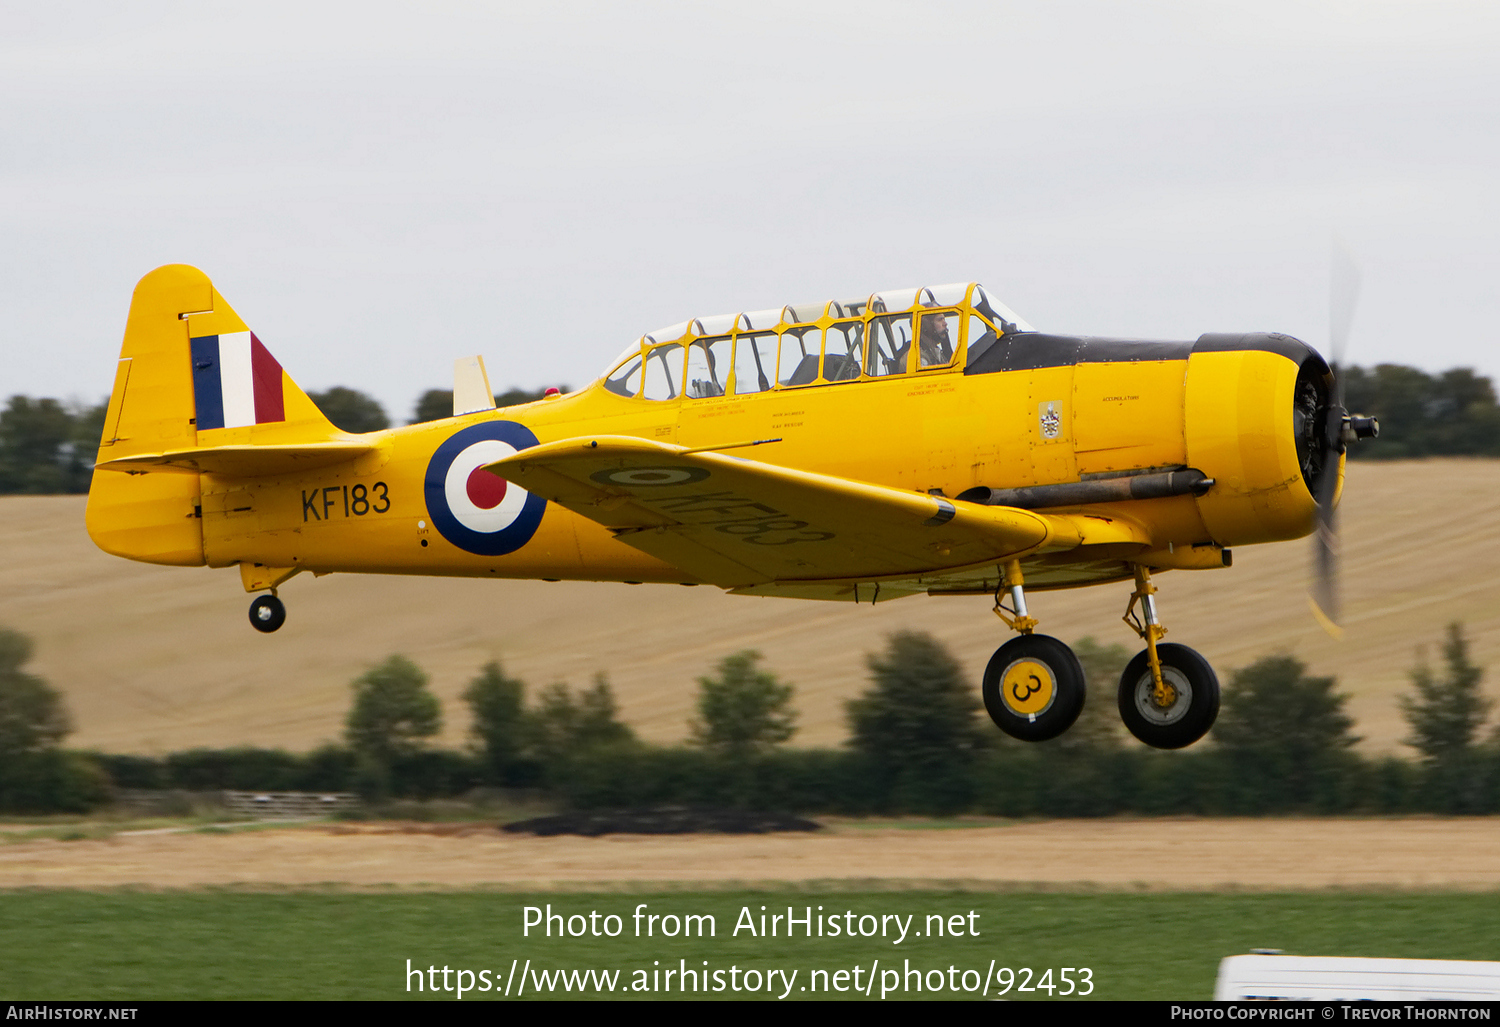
[1309,238,1379,637]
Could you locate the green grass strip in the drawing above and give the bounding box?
[2,890,1497,1000]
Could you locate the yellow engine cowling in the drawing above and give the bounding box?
[1184,333,1332,547]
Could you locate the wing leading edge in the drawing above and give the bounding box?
[485,436,1111,589]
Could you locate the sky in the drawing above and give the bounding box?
[3,1,1498,421]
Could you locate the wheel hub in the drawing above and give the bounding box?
[1134,667,1192,726]
[1000,658,1057,720]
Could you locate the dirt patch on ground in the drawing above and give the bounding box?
[502,808,823,836]
[3,818,1499,890]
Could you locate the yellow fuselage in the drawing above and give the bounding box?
[84,267,1331,599]
[93,342,1322,590]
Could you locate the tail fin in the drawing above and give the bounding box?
[86,265,342,565]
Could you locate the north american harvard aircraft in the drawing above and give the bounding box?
[85,265,1378,750]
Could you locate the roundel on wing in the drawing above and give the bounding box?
[588,466,710,487]
[423,421,547,556]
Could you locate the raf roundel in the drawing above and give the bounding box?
[423,421,547,556]
[589,466,710,488]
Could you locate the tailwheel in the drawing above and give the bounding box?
[248,594,286,634]
[982,634,1086,742]
[1117,643,1219,749]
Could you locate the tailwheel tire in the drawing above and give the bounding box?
[1117,642,1219,749]
[982,634,1086,742]
[248,594,286,634]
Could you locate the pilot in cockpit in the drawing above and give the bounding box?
[918,307,954,367]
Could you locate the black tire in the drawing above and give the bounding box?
[248,594,286,634]
[982,634,1086,742]
[1117,643,1219,749]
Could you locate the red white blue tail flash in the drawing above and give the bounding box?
[190,331,285,430]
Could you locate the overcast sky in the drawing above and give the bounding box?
[4,1,1498,421]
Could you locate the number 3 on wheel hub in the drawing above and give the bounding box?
[982,634,1085,742]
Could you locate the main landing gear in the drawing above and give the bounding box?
[981,560,1219,749]
[248,592,286,633]
[1116,566,1219,749]
[983,562,1086,741]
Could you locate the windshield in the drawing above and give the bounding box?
[971,285,1034,333]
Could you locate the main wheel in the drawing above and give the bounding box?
[982,634,1086,742]
[1117,643,1219,749]
[248,594,286,633]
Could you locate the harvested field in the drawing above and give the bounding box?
[4,817,1500,890]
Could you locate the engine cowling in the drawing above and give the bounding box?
[1184,332,1332,547]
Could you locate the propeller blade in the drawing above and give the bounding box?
[1310,236,1360,639]
[1329,235,1361,375]
[1309,462,1342,638]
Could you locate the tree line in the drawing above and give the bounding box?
[1343,365,1500,459]
[2,621,1497,816]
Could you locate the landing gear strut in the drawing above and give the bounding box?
[248,593,286,633]
[1117,565,1218,749]
[982,560,1086,742]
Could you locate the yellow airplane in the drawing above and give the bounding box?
[86,265,1376,750]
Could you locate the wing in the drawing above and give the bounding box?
[486,436,1098,588]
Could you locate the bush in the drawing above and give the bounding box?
[91,753,167,790]
[345,655,442,768]
[0,627,103,813]
[0,750,110,813]
[0,628,72,754]
[387,749,482,799]
[1400,623,1491,764]
[163,747,307,791]
[689,650,797,755]
[1212,654,1359,811]
[1049,636,1130,750]
[300,744,359,792]
[528,674,635,772]
[551,745,884,814]
[463,661,527,784]
[846,631,982,813]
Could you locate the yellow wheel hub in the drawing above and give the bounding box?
[1000,658,1055,718]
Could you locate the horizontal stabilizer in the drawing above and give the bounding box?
[485,435,1076,587]
[97,441,378,477]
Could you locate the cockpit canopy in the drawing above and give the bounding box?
[602,282,1033,401]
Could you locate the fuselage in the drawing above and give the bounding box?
[87,277,1335,598]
